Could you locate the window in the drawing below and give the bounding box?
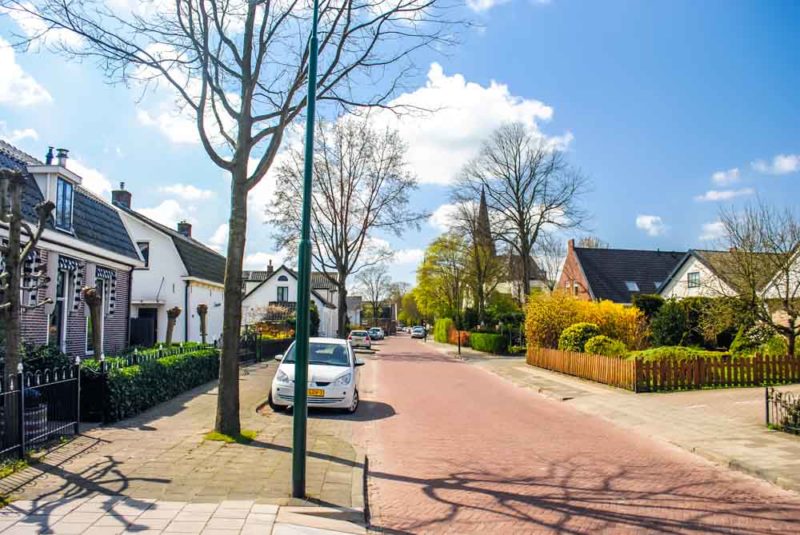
[48,269,68,351]
[55,178,74,230]
[137,241,150,268]
[277,286,289,301]
[277,275,289,282]
[625,281,639,292]
[688,271,700,288]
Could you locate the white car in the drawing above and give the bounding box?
[268,337,365,413]
[368,327,385,340]
[348,330,372,349]
[411,326,426,339]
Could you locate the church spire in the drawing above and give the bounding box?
[476,186,495,255]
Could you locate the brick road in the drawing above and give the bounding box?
[360,336,800,534]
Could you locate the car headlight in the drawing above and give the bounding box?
[334,373,352,386]
[276,370,291,384]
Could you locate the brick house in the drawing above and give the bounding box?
[558,239,684,304]
[0,141,143,357]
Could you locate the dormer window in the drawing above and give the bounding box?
[55,177,74,231]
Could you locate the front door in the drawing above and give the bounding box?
[130,307,158,347]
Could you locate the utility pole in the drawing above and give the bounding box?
[292,0,319,500]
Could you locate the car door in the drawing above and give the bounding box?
[349,344,360,387]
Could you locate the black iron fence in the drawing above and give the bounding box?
[0,363,80,461]
[766,387,800,435]
[238,334,293,363]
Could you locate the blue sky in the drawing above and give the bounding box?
[1,1,798,285]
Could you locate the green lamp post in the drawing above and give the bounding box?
[292,0,320,499]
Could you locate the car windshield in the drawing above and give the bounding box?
[351,331,368,336]
[283,342,350,367]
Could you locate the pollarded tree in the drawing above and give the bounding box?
[455,122,588,302]
[270,119,425,336]
[1,0,457,435]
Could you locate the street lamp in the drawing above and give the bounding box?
[292,0,320,500]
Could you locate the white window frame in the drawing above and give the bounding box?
[277,286,289,302]
[48,268,69,351]
[687,271,700,288]
[136,241,150,269]
[55,177,74,231]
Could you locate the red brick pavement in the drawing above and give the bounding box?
[359,337,800,534]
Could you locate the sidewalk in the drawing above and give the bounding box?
[473,355,800,494]
[0,361,366,534]
[424,339,800,494]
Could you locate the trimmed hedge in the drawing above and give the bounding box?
[469,332,508,354]
[434,318,454,343]
[627,346,729,362]
[584,335,627,357]
[103,348,219,421]
[558,323,601,352]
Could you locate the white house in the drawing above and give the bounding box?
[111,184,226,345]
[242,264,337,337]
[658,250,738,299]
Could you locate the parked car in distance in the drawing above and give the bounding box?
[411,326,425,339]
[348,330,372,349]
[269,337,365,413]
[368,327,385,340]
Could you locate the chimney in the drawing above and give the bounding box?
[56,148,69,167]
[266,259,274,277]
[45,146,54,165]
[177,220,192,238]
[568,239,575,251]
[111,182,132,209]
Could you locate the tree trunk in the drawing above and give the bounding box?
[215,173,248,436]
[165,306,181,346]
[4,179,23,376]
[336,281,348,338]
[520,242,532,303]
[197,304,208,344]
[82,288,103,361]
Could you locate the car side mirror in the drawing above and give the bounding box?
[274,354,283,361]
[355,359,366,367]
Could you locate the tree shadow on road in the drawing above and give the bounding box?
[365,457,800,534]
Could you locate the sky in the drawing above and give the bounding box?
[1,0,798,286]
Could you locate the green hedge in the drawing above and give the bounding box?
[434,318,453,343]
[105,348,219,421]
[469,332,508,354]
[627,346,730,362]
[585,335,627,357]
[558,322,601,352]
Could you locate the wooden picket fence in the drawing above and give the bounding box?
[526,347,800,393]
[526,347,637,390]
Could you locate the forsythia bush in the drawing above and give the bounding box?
[526,291,648,350]
[434,318,454,343]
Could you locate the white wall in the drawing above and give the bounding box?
[659,256,736,299]
[186,282,225,344]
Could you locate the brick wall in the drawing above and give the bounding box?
[557,240,593,301]
[20,248,49,346]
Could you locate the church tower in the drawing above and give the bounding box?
[476,186,495,256]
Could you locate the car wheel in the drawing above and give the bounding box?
[347,389,359,414]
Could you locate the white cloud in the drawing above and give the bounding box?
[0,3,83,48]
[207,223,228,252]
[393,248,424,265]
[139,199,192,227]
[159,183,215,201]
[0,37,52,106]
[635,215,666,237]
[466,0,510,12]
[244,251,285,270]
[137,109,198,144]
[0,122,38,144]
[69,159,113,196]
[751,154,800,175]
[711,168,739,186]
[429,202,460,231]
[694,188,754,202]
[699,221,725,242]
[371,63,571,185]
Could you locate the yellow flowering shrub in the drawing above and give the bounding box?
[525,291,648,350]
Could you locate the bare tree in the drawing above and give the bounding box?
[448,192,504,323]
[0,169,54,375]
[535,233,564,291]
[356,265,391,325]
[455,122,588,301]
[269,119,425,336]
[1,0,457,435]
[718,201,800,356]
[577,236,608,249]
